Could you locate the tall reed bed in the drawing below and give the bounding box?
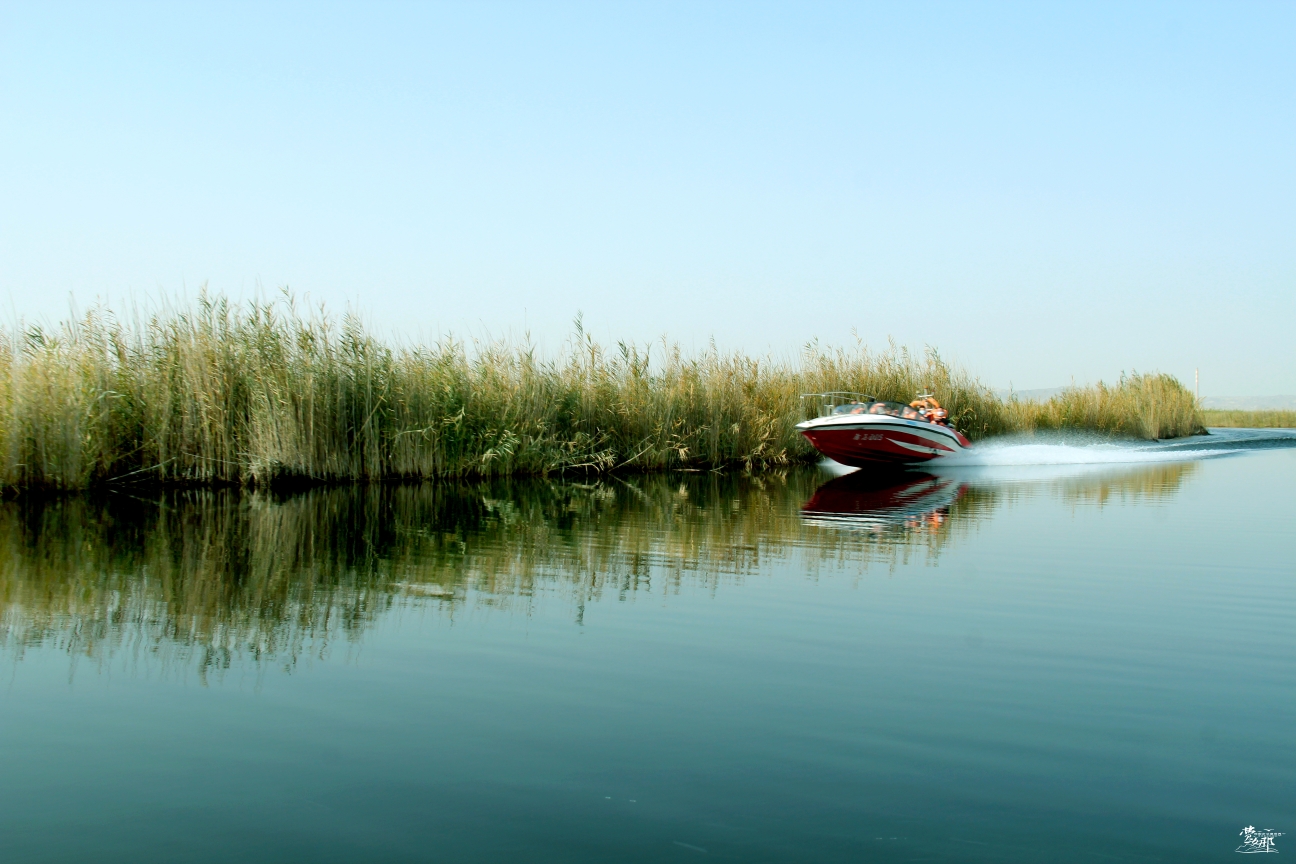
[0,295,1201,490]
[1005,373,1203,440]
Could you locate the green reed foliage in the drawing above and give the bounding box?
[0,295,1201,489]
[1004,373,1204,440]
[1201,409,1296,429]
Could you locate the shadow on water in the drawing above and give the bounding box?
[0,457,1205,677]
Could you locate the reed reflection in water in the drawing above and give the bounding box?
[0,460,1197,677]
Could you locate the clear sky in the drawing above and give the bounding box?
[1,1,1292,395]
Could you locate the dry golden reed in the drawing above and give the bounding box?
[0,293,1203,490]
[1004,373,1205,441]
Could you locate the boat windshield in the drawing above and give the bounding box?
[824,399,949,425]
[831,400,914,417]
[864,401,910,417]
[829,404,933,419]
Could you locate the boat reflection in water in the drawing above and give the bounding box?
[800,470,964,534]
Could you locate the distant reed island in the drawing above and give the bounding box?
[1,295,1203,490]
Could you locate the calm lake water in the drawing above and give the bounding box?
[2,430,1293,863]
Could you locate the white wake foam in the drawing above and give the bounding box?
[817,429,1291,485]
[936,440,1235,468]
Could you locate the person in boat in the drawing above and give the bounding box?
[910,395,950,425]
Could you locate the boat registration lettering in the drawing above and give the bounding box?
[852,432,885,441]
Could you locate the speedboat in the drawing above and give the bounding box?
[796,392,971,466]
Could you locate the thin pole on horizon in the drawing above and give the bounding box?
[1195,368,1199,402]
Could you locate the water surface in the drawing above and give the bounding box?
[2,431,1293,862]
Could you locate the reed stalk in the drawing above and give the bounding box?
[0,293,1204,490]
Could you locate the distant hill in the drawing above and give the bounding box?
[993,387,1068,402]
[1202,395,1296,410]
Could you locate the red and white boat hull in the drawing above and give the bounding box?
[796,414,971,466]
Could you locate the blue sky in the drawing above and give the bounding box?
[1,1,1292,395]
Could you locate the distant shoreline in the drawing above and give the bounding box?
[1201,409,1296,429]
